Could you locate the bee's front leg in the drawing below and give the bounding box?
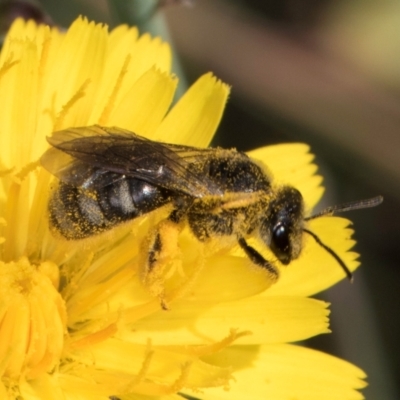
[238,237,280,281]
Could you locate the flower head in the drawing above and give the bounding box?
[0,17,366,399]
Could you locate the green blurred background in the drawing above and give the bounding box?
[2,0,398,398]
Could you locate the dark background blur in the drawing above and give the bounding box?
[4,0,398,398]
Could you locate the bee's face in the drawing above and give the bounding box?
[259,186,304,265]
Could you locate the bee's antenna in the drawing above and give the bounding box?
[303,195,383,281]
[305,195,383,221]
[303,228,353,281]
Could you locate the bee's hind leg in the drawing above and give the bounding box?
[141,200,193,308]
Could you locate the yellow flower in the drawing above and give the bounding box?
[0,17,366,400]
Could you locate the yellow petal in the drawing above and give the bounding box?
[0,382,8,399]
[194,344,366,400]
[106,68,177,136]
[0,25,42,167]
[129,295,329,345]
[73,338,232,395]
[20,373,65,400]
[44,17,108,129]
[182,252,273,303]
[89,26,172,125]
[154,73,230,146]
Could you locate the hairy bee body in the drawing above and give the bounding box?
[41,126,306,278]
[47,141,280,247]
[42,125,379,282]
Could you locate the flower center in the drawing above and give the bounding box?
[0,257,66,380]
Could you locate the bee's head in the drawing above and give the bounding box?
[259,187,383,280]
[259,186,304,265]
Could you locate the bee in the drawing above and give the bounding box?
[41,125,382,290]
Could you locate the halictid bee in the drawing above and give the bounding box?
[41,125,382,286]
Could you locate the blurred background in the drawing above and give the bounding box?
[1,0,398,398]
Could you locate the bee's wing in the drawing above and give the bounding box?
[41,125,223,197]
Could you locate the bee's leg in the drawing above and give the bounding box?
[142,199,193,308]
[238,237,279,281]
[147,200,192,271]
[147,218,182,274]
[143,218,181,308]
[147,231,162,270]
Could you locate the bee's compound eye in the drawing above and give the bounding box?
[271,222,291,265]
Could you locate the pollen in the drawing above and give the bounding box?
[0,257,66,380]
